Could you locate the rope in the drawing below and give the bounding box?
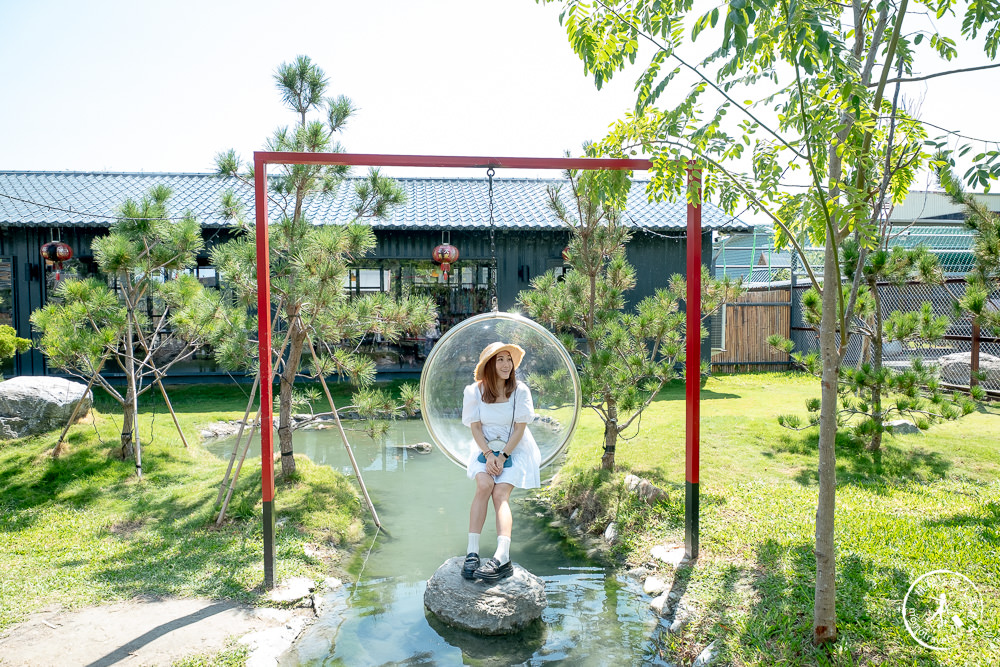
[349,524,382,600]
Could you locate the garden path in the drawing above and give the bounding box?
[0,597,309,666]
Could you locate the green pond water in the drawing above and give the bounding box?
[208,420,672,665]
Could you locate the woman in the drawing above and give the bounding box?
[460,341,540,582]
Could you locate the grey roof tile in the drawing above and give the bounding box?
[0,171,750,232]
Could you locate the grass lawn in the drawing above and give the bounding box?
[0,380,391,632]
[545,371,1000,666]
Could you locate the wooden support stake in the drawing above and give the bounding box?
[155,377,188,449]
[216,371,261,506]
[215,323,291,506]
[305,336,382,530]
[52,374,97,458]
[216,412,261,526]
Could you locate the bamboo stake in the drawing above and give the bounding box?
[52,374,98,458]
[305,336,382,530]
[215,323,292,519]
[216,411,261,526]
[155,377,188,449]
[215,371,261,506]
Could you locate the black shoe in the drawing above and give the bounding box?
[473,557,513,582]
[461,553,480,580]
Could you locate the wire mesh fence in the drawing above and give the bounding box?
[714,225,998,392]
[790,279,1000,393]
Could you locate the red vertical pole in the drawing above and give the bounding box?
[254,154,276,588]
[685,162,702,560]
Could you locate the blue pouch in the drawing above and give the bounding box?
[477,451,513,468]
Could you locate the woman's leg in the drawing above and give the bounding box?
[469,473,495,535]
[491,482,515,538]
[477,482,514,580]
[463,473,495,578]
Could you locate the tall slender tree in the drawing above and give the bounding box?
[214,56,434,476]
[540,0,1000,644]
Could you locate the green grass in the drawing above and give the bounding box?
[544,371,1000,666]
[0,380,405,632]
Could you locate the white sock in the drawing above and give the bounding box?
[467,533,480,555]
[494,535,511,565]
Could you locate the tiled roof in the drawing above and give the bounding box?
[0,171,750,232]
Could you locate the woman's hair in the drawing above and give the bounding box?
[479,353,517,403]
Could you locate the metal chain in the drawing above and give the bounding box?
[487,167,498,312]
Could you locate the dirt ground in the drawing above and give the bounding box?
[0,597,313,667]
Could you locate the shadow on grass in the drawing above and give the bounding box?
[0,443,126,531]
[90,465,360,599]
[648,381,742,403]
[925,501,1000,546]
[770,429,953,490]
[716,540,946,665]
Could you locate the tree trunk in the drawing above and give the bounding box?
[278,319,307,477]
[813,241,840,645]
[867,281,884,452]
[601,399,618,471]
[971,320,981,388]
[120,383,135,461]
[120,313,138,462]
[123,314,143,478]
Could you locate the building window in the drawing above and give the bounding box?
[344,268,391,294]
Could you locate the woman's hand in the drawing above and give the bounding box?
[486,452,503,476]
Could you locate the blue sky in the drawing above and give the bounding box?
[0,0,638,177]
[1,0,997,193]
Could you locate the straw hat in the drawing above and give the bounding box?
[474,342,525,381]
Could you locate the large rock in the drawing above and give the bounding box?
[936,352,1000,387]
[0,376,92,439]
[423,557,546,635]
[886,419,922,435]
[624,474,668,504]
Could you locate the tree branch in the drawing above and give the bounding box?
[872,62,1000,86]
[591,0,807,162]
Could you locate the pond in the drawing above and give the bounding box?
[207,419,671,665]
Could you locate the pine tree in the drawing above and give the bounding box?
[213,56,435,476]
[519,167,740,470]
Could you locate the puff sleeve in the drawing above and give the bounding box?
[461,382,481,427]
[513,382,536,424]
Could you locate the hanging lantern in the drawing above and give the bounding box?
[432,243,459,280]
[562,246,570,261]
[40,241,73,281]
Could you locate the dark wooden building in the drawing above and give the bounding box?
[1,172,750,378]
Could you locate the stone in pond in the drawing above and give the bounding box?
[423,556,546,635]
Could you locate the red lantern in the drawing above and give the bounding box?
[562,246,570,261]
[432,243,459,280]
[40,241,73,280]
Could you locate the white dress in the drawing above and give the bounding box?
[462,380,541,488]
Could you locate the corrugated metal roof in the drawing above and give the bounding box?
[890,190,1000,225]
[0,171,750,232]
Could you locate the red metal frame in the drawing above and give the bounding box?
[253,152,702,587]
